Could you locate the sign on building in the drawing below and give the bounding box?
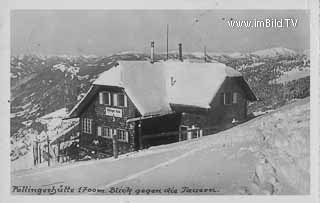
[105,107,123,118]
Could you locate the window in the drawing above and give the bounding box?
[117,94,127,107]
[221,92,238,105]
[221,92,232,105]
[82,118,92,134]
[117,129,129,142]
[99,91,111,105]
[113,93,127,107]
[232,92,238,104]
[102,127,112,139]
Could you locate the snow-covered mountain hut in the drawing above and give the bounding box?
[66,57,257,155]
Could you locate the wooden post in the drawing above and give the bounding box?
[112,132,118,159]
[57,141,60,163]
[33,140,38,166]
[138,120,143,150]
[39,143,42,163]
[47,135,50,167]
[178,126,181,142]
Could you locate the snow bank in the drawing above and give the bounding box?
[237,98,309,194]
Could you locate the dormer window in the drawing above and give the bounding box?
[99,91,111,105]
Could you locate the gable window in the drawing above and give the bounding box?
[117,93,127,107]
[221,92,232,105]
[113,93,127,107]
[82,118,92,134]
[99,91,111,105]
[232,92,238,104]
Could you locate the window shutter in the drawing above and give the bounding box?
[220,93,225,105]
[89,119,92,134]
[124,95,128,107]
[113,94,118,106]
[108,92,111,105]
[233,92,238,104]
[99,92,103,104]
[97,126,102,136]
[125,131,129,142]
[107,128,112,138]
[82,118,85,132]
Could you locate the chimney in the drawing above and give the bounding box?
[150,41,154,63]
[178,43,183,61]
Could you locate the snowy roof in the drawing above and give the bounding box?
[68,60,256,118]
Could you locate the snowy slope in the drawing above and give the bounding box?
[251,47,297,58]
[12,98,309,195]
[11,108,79,171]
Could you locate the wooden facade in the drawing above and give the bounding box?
[79,86,139,156]
[77,76,251,155]
[65,60,257,157]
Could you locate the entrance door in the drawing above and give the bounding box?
[180,126,188,141]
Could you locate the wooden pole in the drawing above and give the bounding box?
[57,141,60,163]
[33,140,38,166]
[112,131,118,159]
[166,24,169,60]
[39,143,42,163]
[138,120,143,150]
[47,135,50,167]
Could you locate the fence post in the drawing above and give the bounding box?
[57,141,60,163]
[113,132,118,159]
[47,135,50,167]
[33,140,38,166]
[39,143,42,163]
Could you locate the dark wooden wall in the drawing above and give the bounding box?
[79,86,138,154]
[180,77,248,130]
[78,77,249,154]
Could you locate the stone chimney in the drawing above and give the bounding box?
[151,41,154,63]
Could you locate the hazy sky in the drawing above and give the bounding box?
[11,10,309,56]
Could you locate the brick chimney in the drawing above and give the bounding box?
[151,41,154,63]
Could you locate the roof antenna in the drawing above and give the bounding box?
[204,45,207,62]
[150,41,155,63]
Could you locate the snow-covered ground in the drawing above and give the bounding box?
[11,98,309,195]
[275,67,310,84]
[52,63,80,79]
[11,108,79,172]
